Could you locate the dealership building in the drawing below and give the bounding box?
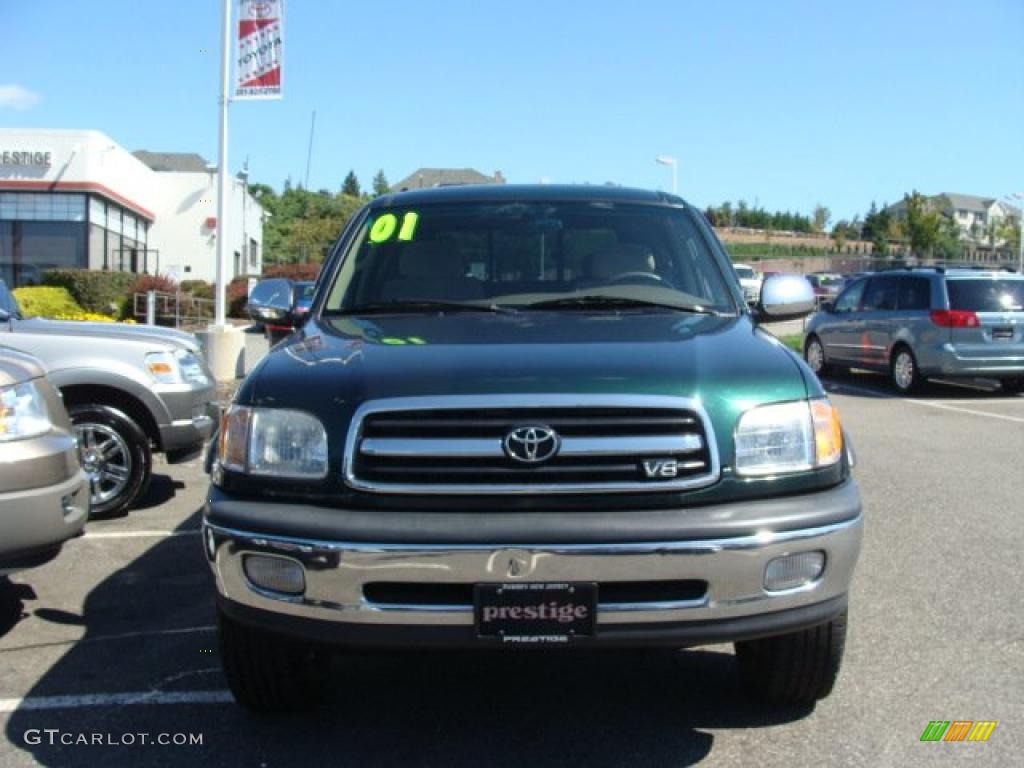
[0,128,264,288]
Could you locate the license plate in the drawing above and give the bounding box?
[474,582,597,643]
[992,327,1014,341]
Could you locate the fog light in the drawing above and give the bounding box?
[243,554,306,596]
[764,551,825,592]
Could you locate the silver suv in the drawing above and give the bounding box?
[803,268,1024,393]
[0,279,218,516]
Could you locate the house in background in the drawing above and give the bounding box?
[391,168,506,192]
[886,193,1020,244]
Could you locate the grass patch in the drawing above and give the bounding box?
[777,333,804,353]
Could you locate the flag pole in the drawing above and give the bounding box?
[214,0,231,327]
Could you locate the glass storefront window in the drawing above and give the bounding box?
[0,192,85,222]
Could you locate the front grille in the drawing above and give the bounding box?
[344,395,720,494]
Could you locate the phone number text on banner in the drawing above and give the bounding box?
[235,0,284,100]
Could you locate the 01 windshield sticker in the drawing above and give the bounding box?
[369,212,419,244]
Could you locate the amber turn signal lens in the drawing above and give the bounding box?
[810,400,843,467]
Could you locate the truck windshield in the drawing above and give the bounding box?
[947,278,1024,312]
[324,202,738,314]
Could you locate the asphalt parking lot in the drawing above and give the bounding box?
[1,371,1022,767]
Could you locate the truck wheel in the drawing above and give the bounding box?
[70,404,151,518]
[734,610,847,706]
[217,609,325,712]
[1002,378,1024,395]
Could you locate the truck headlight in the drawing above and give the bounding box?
[734,399,842,476]
[218,405,328,479]
[0,381,52,442]
[145,350,210,386]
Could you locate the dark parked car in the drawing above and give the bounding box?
[247,278,315,342]
[803,267,1024,393]
[805,274,844,306]
[205,185,862,713]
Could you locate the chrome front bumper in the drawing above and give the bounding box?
[205,515,862,630]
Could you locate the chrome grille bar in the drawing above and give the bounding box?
[361,434,703,459]
[343,394,721,495]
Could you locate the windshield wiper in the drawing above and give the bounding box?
[523,295,724,315]
[328,299,516,316]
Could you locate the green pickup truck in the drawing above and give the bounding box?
[204,185,862,712]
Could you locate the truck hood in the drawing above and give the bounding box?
[246,312,817,463]
[15,317,200,352]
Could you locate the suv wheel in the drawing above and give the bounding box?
[70,405,151,518]
[218,609,325,712]
[890,346,922,394]
[735,610,847,706]
[804,335,831,377]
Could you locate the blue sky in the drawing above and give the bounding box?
[4,0,1023,223]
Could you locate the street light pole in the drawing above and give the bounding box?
[655,155,678,195]
[214,0,231,327]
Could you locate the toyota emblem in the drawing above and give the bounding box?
[503,425,560,464]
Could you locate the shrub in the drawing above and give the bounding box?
[226,278,250,318]
[42,269,137,315]
[180,279,213,299]
[130,274,179,295]
[264,263,320,281]
[12,286,85,318]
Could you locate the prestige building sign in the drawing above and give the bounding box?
[0,150,53,167]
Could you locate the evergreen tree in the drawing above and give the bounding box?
[372,170,390,196]
[342,170,361,197]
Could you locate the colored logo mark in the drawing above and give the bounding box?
[920,721,997,742]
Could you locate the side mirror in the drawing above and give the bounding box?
[819,301,834,314]
[755,274,816,322]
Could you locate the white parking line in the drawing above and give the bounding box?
[0,690,232,713]
[0,625,217,654]
[905,399,1024,424]
[82,530,200,540]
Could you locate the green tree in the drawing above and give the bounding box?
[342,170,361,197]
[904,191,944,257]
[812,204,831,234]
[372,170,390,196]
[998,216,1021,257]
[862,202,893,255]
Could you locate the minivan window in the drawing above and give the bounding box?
[326,203,738,313]
[833,278,866,313]
[861,276,899,312]
[898,277,931,310]
[947,278,1024,312]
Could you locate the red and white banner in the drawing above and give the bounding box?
[235,0,283,100]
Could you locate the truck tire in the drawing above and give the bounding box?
[734,610,847,706]
[69,404,151,518]
[218,609,325,712]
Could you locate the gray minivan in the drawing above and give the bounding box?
[803,268,1024,393]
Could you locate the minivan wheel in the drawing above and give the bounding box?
[735,610,847,706]
[70,405,151,518]
[890,346,922,394]
[218,609,326,713]
[804,335,831,377]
